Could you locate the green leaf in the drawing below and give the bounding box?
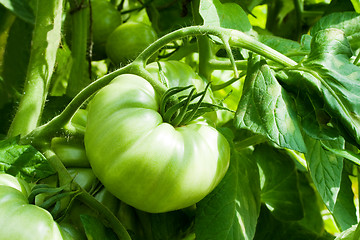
[304,135,344,212]
[199,0,251,33]
[148,211,193,240]
[335,223,360,240]
[332,165,357,231]
[234,55,306,152]
[278,28,360,148]
[310,11,360,51]
[80,214,118,240]
[0,0,35,24]
[254,205,330,240]
[254,144,304,221]
[0,136,56,182]
[290,91,340,141]
[351,0,360,12]
[195,149,261,240]
[297,171,325,234]
[321,142,360,166]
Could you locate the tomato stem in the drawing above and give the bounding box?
[21,65,132,145]
[7,0,64,138]
[66,2,91,97]
[208,59,247,71]
[228,30,297,67]
[211,71,246,91]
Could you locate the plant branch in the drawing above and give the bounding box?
[23,25,299,144]
[7,0,64,138]
[21,64,132,144]
[67,2,91,97]
[212,71,246,91]
[228,30,298,67]
[208,59,247,71]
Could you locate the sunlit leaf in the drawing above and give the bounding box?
[235,55,306,152]
[199,0,251,33]
[196,149,261,240]
[0,136,55,182]
[304,135,344,212]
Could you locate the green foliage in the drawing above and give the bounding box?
[235,55,306,152]
[195,148,261,240]
[0,0,360,239]
[0,136,55,182]
[0,0,34,24]
[255,144,304,221]
[200,0,252,33]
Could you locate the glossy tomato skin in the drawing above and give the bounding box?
[0,173,66,240]
[105,22,157,66]
[84,74,230,213]
[91,0,122,59]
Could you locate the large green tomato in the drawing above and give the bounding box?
[91,0,122,59]
[84,70,230,213]
[0,173,67,240]
[105,21,157,66]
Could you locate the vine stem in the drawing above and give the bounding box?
[21,64,130,145]
[23,25,298,144]
[67,1,91,97]
[8,0,64,138]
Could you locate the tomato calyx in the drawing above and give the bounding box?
[28,183,80,221]
[160,82,231,127]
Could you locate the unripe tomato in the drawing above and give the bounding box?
[0,173,67,240]
[91,0,122,59]
[51,137,90,168]
[84,72,230,213]
[105,21,157,65]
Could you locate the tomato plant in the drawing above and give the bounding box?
[1,0,360,239]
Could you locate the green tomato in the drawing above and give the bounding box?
[105,21,157,66]
[84,73,230,213]
[0,173,66,240]
[51,136,90,168]
[67,168,97,191]
[91,0,122,59]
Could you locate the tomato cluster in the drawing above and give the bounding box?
[0,0,231,238]
[91,0,157,65]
